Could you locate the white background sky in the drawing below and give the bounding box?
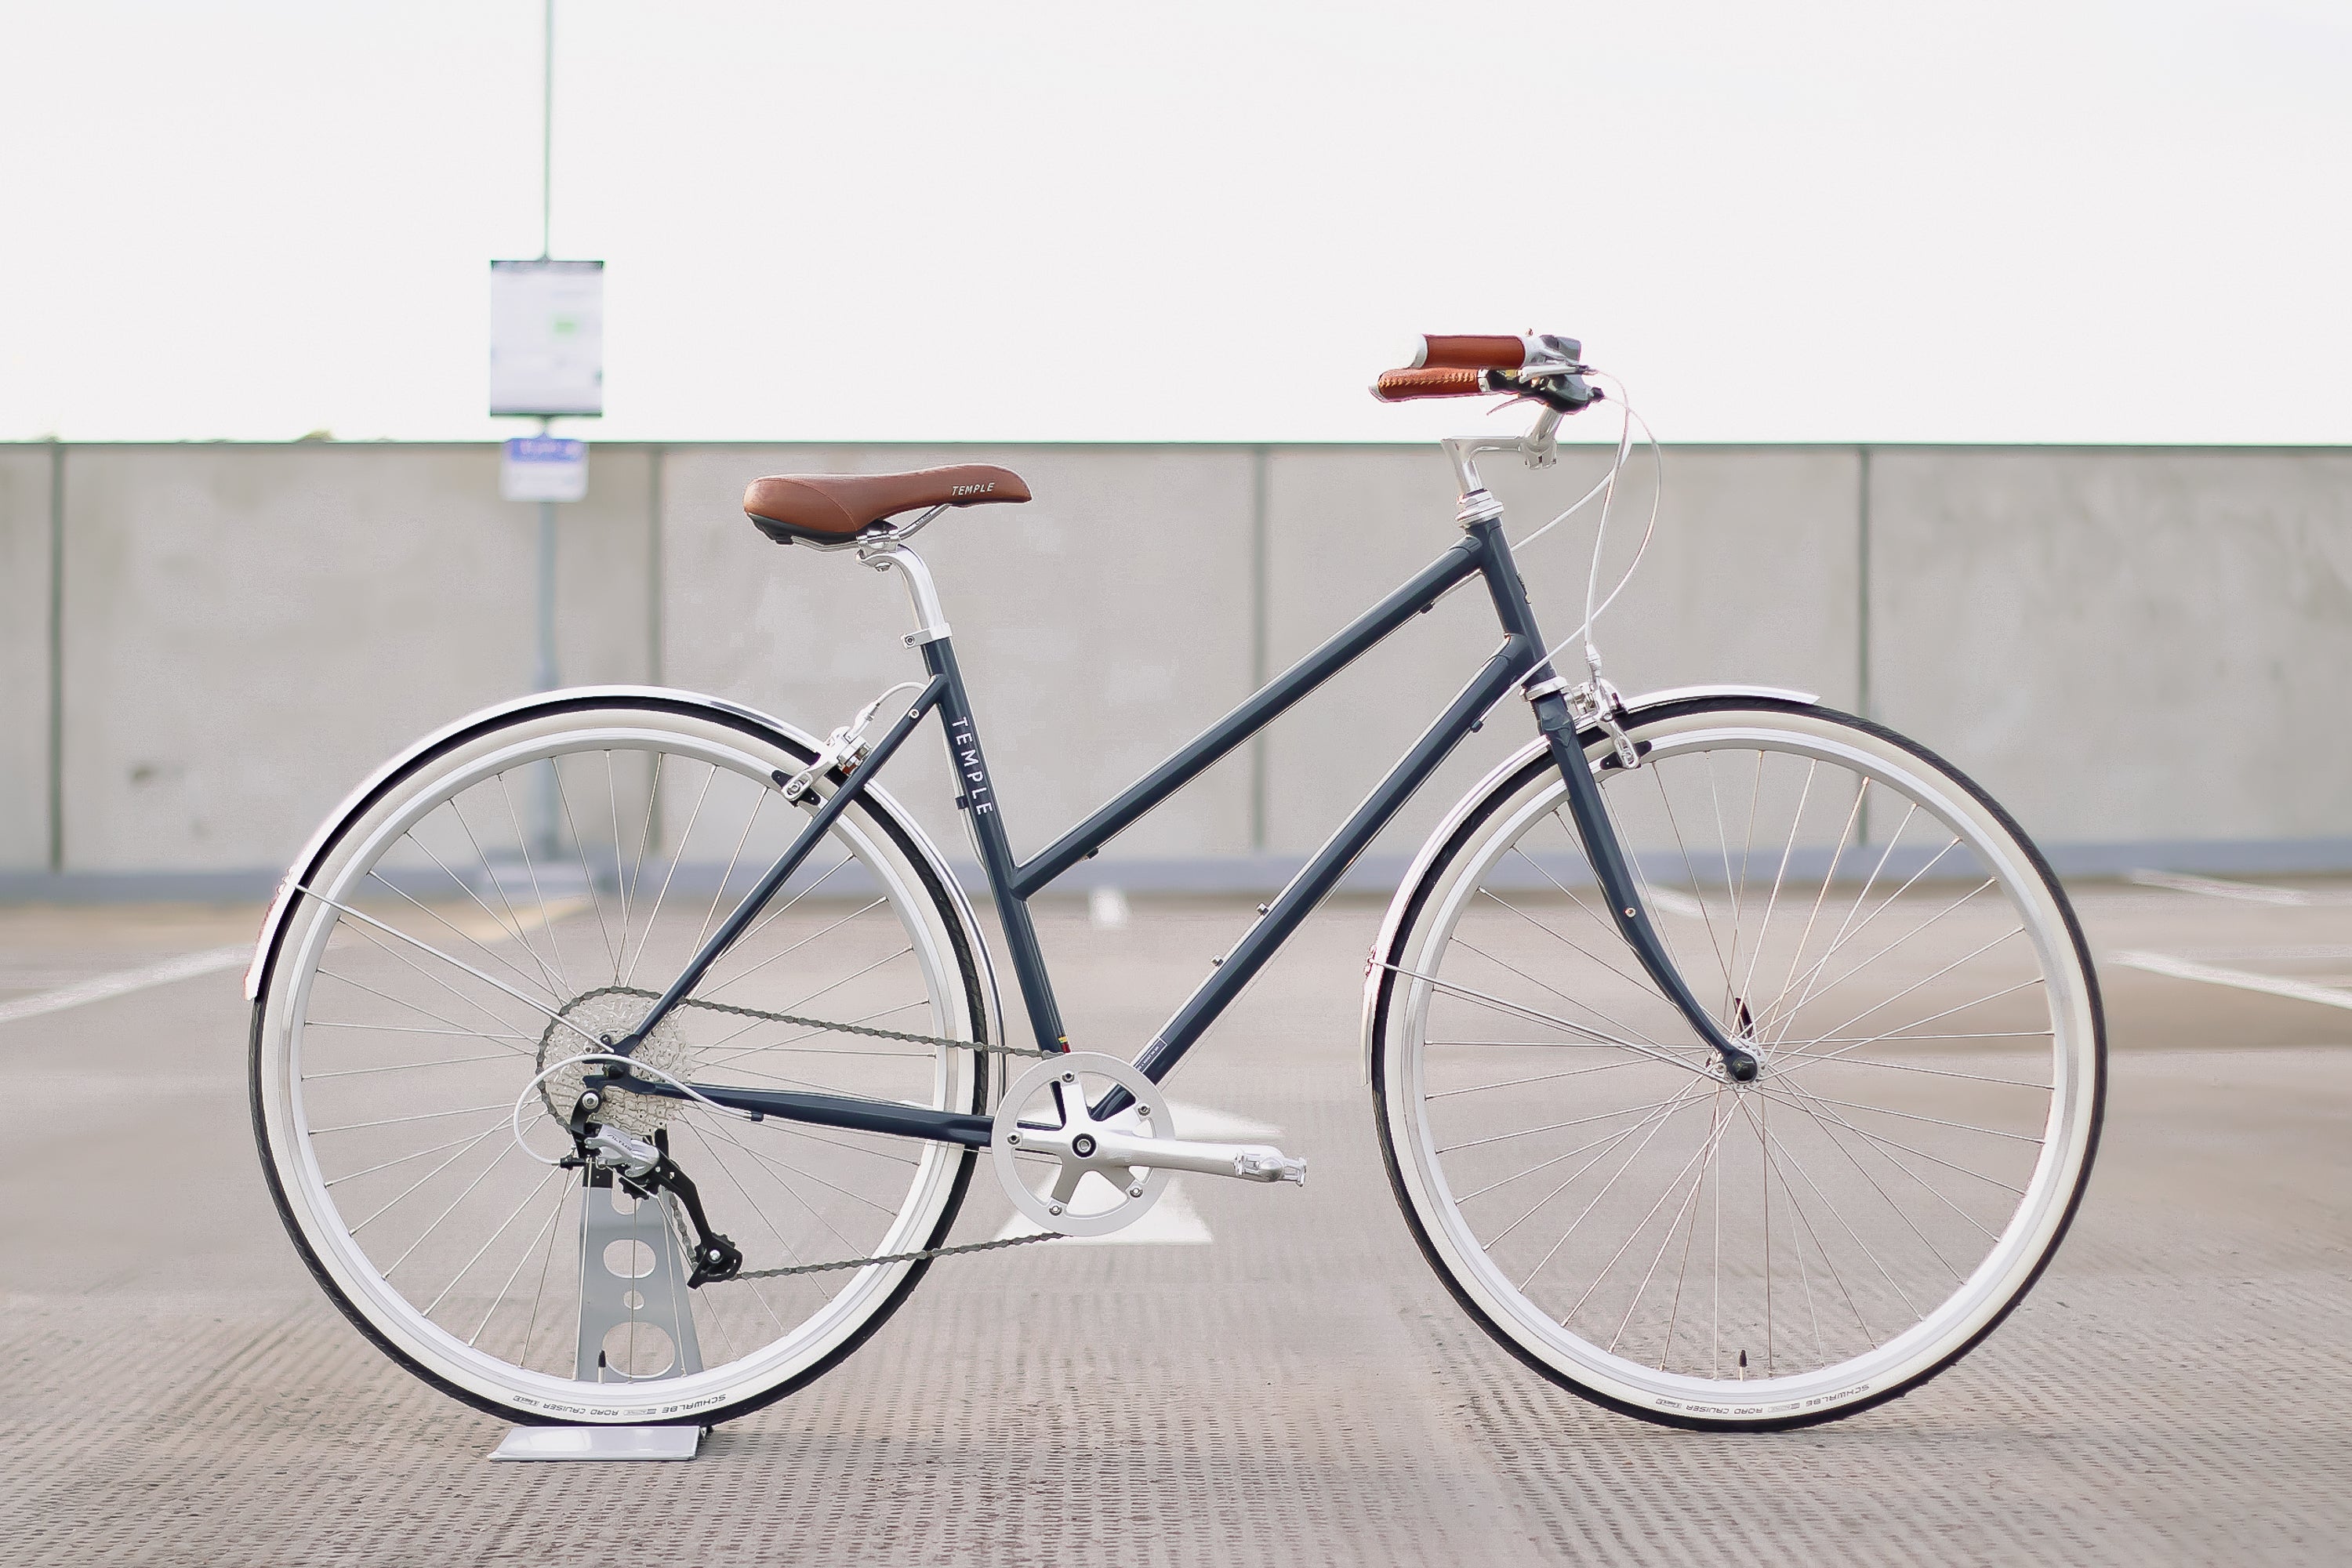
[1,0,2345,445]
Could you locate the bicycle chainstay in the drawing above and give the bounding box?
[541,985,1065,1283]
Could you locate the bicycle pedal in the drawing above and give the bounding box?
[1230,1148,1308,1185]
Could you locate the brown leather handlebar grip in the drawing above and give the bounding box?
[1413,334,1530,371]
[1371,367,1489,401]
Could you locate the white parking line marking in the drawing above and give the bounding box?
[2122,870,2341,906]
[1644,887,1706,919]
[0,946,249,1028]
[1165,1099,1283,1141]
[0,895,590,1032]
[2111,949,2352,1013]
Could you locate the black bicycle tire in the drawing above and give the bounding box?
[248,693,992,1428]
[1370,696,2107,1432]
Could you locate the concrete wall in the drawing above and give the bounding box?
[1869,450,2352,846]
[3,439,2347,892]
[0,447,56,871]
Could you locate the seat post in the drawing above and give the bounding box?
[857,541,953,648]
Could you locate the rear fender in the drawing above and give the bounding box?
[241,685,1003,1052]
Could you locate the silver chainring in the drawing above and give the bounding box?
[990,1051,1174,1238]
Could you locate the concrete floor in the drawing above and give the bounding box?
[2,880,2348,1566]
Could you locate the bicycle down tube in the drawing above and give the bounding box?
[604,513,1753,1149]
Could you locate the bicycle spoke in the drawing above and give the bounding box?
[306,1051,520,1080]
[1753,851,1975,1042]
[1736,757,1817,1014]
[1385,963,1715,1080]
[700,890,881,1000]
[1472,884,1664,1025]
[380,1137,521,1279]
[494,770,573,995]
[1517,1088,1700,1292]
[470,1178,571,1348]
[313,968,530,1054]
[307,890,604,1050]
[1456,934,1681,1058]
[1654,1091,1724,1370]
[1777,964,2039,1080]
[347,1123,506,1233]
[362,861,573,1007]
[1646,760,1737,1001]
[688,790,768,970]
[1427,1053,1671,1100]
[1478,1082,1708,1247]
[679,1118,826,1263]
[424,1162,566,1319]
[437,796,569,997]
[624,759,717,989]
[1579,1099,1740,1334]
[1439,1089,1702,1156]
[1754,1080,2026,1198]
[326,1127,505,1189]
[1737,1094,1878,1348]
[699,855,858,983]
[539,759,617,982]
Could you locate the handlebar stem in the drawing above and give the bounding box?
[1440,405,1565,502]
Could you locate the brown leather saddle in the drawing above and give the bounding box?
[744,465,1031,546]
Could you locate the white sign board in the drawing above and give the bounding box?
[500,437,589,502]
[489,259,604,416]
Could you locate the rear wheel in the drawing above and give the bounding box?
[251,696,989,1425]
[1372,698,2103,1429]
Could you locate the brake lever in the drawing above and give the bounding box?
[1485,365,1602,413]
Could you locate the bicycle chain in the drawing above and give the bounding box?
[545,985,1063,1283]
[548,983,1054,1059]
[730,1229,1064,1280]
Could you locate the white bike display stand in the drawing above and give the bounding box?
[489,1176,710,1462]
[491,1425,704,1462]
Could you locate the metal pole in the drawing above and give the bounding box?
[533,2,559,857]
[1247,445,1269,858]
[1855,445,1872,847]
[540,0,554,263]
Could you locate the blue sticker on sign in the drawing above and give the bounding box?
[500,437,590,502]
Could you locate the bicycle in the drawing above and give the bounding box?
[247,334,2103,1432]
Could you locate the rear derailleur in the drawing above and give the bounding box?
[559,1091,743,1288]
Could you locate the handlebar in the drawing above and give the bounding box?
[1370,332,1600,412]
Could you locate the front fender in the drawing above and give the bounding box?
[1359,683,1818,1083]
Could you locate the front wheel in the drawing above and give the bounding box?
[251,695,991,1426]
[1371,697,2103,1430]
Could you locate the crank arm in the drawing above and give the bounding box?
[1009,1124,1308,1185]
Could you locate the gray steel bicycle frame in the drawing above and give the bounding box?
[610,514,1752,1152]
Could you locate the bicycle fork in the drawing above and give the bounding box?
[1464,514,1762,1084]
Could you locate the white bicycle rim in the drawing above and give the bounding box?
[1378,704,2100,1427]
[253,702,983,1424]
